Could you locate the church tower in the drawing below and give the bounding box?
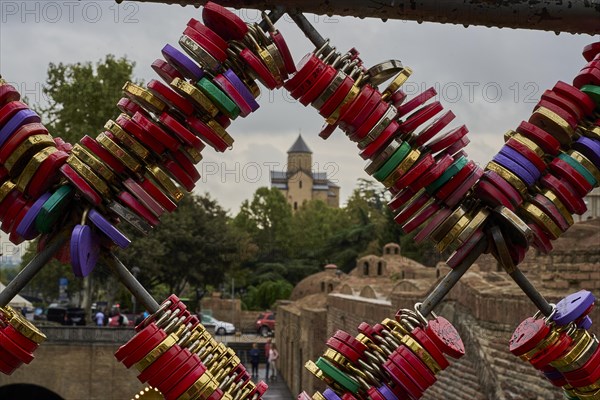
[287,135,312,173]
[270,135,340,210]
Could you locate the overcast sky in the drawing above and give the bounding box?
[0,1,595,218]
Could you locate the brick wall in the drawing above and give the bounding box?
[277,304,328,395]
[0,343,144,400]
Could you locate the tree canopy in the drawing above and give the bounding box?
[37,54,136,145]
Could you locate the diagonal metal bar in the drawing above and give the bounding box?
[420,236,487,316]
[128,0,600,35]
[102,252,159,313]
[507,267,553,317]
[288,12,329,52]
[0,229,71,307]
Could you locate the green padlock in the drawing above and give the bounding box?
[373,141,411,182]
[197,78,240,120]
[35,185,74,233]
[426,156,468,195]
[580,84,600,107]
[314,357,360,394]
[558,153,598,187]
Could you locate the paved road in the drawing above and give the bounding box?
[246,365,294,400]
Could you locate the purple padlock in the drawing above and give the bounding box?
[0,109,41,147]
[499,146,542,182]
[322,389,341,400]
[223,69,259,111]
[70,224,101,278]
[88,209,130,249]
[161,44,205,82]
[492,153,537,187]
[572,136,600,169]
[378,385,399,400]
[553,290,596,326]
[578,315,593,330]
[15,192,51,240]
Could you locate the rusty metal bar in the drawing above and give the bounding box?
[127,0,600,35]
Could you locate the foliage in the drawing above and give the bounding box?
[242,280,293,310]
[233,187,293,262]
[36,54,136,144]
[233,178,429,309]
[117,193,246,297]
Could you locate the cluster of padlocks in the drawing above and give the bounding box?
[0,1,599,399]
[0,305,46,374]
[116,295,268,400]
[511,290,599,400]
[298,304,464,400]
[284,37,600,270]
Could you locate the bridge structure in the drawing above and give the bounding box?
[0,327,141,399]
[0,0,598,399]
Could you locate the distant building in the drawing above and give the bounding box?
[582,187,600,221]
[270,135,340,210]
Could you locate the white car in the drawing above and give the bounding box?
[201,314,236,335]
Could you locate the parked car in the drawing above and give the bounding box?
[200,314,235,335]
[45,306,86,326]
[256,312,275,337]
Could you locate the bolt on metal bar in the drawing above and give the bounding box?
[103,253,159,313]
[0,229,70,307]
[258,7,286,32]
[420,237,488,316]
[288,12,333,55]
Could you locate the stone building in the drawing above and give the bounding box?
[582,187,600,221]
[277,219,600,399]
[270,135,340,209]
[277,243,437,396]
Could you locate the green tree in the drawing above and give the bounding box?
[242,280,293,310]
[289,200,348,263]
[320,179,388,271]
[117,193,244,296]
[38,54,136,144]
[233,187,292,262]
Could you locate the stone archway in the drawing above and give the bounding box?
[0,384,64,400]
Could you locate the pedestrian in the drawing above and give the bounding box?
[264,338,271,379]
[94,309,105,327]
[268,343,279,380]
[249,343,260,378]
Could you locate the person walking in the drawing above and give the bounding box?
[249,343,260,378]
[94,309,105,327]
[268,343,279,380]
[264,338,271,379]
